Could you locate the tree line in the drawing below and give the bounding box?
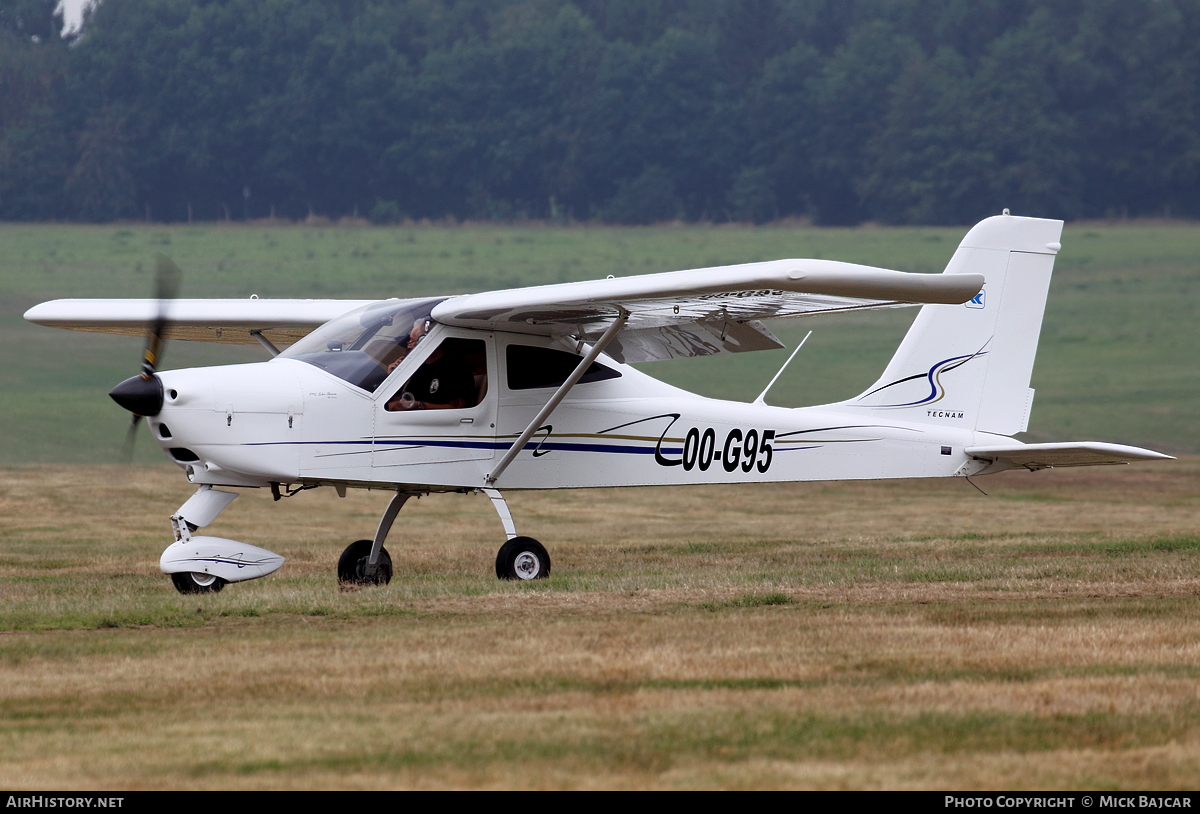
[2,0,1197,225]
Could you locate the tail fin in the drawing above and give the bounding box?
[844,214,1063,436]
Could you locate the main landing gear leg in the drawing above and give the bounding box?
[337,490,413,587]
[482,488,550,581]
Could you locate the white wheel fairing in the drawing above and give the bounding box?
[159,536,285,583]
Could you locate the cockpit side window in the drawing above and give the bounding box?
[386,338,488,411]
[506,344,621,391]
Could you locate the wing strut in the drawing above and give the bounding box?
[249,329,280,357]
[485,309,630,486]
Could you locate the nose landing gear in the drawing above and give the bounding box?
[162,486,284,594]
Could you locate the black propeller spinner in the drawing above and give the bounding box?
[108,370,165,417]
[111,254,181,459]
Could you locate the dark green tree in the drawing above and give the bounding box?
[0,0,1196,224]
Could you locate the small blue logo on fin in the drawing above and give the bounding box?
[965,288,986,309]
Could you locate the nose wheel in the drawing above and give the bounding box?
[495,537,550,581]
[171,571,226,594]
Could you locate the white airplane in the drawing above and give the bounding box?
[25,214,1171,593]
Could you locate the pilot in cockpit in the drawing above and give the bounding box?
[385,319,477,411]
[384,317,429,376]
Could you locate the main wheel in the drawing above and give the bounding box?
[171,571,226,594]
[337,539,393,586]
[495,537,551,581]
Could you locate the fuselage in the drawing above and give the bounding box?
[150,323,992,493]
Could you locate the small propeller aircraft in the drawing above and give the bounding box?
[25,214,1171,593]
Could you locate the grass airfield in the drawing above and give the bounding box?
[2,461,1199,789]
[1,219,1198,788]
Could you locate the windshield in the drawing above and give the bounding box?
[280,297,448,392]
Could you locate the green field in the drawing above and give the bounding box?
[2,219,1198,463]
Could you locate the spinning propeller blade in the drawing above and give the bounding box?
[120,415,142,463]
[112,255,182,462]
[143,254,181,377]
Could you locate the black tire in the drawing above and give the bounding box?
[337,539,393,586]
[171,571,226,594]
[495,536,550,581]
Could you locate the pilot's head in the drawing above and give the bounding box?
[407,317,431,350]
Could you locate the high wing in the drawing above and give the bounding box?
[433,259,984,362]
[23,298,377,346]
[25,259,981,362]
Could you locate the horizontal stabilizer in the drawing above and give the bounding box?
[965,442,1174,471]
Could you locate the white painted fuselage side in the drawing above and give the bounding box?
[149,324,987,494]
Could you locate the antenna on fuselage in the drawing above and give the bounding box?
[753,330,812,406]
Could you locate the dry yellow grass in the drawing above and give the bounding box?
[1,460,1198,789]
